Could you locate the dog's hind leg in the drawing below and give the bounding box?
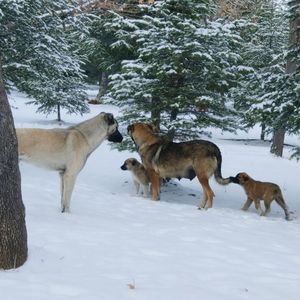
[61,171,78,213]
[275,196,291,220]
[197,175,214,209]
[198,190,207,209]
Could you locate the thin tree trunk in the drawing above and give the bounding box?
[260,122,266,141]
[151,97,161,130]
[95,72,109,102]
[0,62,28,270]
[167,108,178,141]
[57,103,61,122]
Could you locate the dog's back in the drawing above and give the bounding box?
[16,128,80,170]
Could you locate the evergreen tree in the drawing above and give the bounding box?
[231,1,289,140]
[0,0,89,121]
[80,10,139,102]
[105,0,246,146]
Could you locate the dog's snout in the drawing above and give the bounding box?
[120,163,127,170]
[108,129,123,143]
[230,176,240,184]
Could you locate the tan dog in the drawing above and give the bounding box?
[121,158,150,197]
[17,113,123,212]
[231,172,291,220]
[127,123,233,209]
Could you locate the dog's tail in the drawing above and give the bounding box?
[213,147,235,185]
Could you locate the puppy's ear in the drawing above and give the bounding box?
[240,172,250,181]
[104,113,115,125]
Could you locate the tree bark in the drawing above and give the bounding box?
[270,129,285,157]
[57,103,61,122]
[0,62,28,270]
[95,72,108,103]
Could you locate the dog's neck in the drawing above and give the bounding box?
[72,116,108,152]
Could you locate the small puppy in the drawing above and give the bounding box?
[121,158,150,197]
[231,172,291,220]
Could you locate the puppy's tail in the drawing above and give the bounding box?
[213,148,234,185]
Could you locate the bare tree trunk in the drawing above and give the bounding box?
[270,129,285,156]
[57,103,61,122]
[95,72,109,103]
[260,122,266,141]
[0,62,28,270]
[270,1,300,156]
[151,97,161,130]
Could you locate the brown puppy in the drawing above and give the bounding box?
[127,123,233,209]
[231,172,291,220]
[121,158,150,197]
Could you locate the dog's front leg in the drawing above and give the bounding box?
[133,180,140,195]
[148,169,160,200]
[143,184,148,198]
[59,171,65,208]
[241,197,253,211]
[263,200,271,216]
[61,171,77,213]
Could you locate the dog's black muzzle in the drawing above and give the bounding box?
[230,175,240,184]
[108,129,123,143]
[120,163,127,170]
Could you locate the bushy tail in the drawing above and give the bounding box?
[213,147,234,185]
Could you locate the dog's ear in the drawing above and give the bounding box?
[146,123,159,133]
[240,172,250,181]
[104,113,115,126]
[127,124,134,135]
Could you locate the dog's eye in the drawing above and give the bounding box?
[105,113,115,125]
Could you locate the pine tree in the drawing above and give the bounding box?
[105,0,246,147]
[230,1,289,140]
[0,0,89,121]
[80,10,139,102]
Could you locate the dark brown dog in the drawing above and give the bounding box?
[231,172,291,220]
[127,123,233,209]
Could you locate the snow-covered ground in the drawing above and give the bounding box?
[1,87,300,300]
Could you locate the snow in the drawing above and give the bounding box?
[1,87,300,300]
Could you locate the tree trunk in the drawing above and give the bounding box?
[95,72,109,102]
[270,129,285,157]
[57,103,61,122]
[167,108,178,141]
[0,62,28,270]
[151,97,161,130]
[260,122,266,141]
[270,1,299,156]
